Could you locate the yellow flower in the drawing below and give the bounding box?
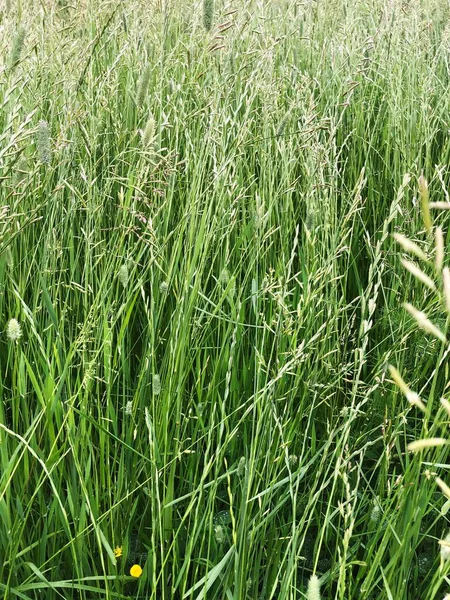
[113,546,122,558]
[130,564,143,578]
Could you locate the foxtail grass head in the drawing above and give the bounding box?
[214,524,224,543]
[6,318,22,342]
[9,26,26,69]
[142,113,156,148]
[152,374,161,395]
[136,64,151,108]
[237,456,246,478]
[37,120,51,164]
[203,0,214,31]
[418,174,432,235]
[440,532,450,562]
[119,264,129,288]
[6,247,14,270]
[307,574,321,600]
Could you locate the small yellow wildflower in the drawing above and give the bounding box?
[113,546,122,558]
[130,564,143,578]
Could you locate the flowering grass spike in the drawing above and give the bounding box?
[6,319,22,342]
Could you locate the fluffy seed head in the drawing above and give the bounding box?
[307,574,321,600]
[441,397,450,418]
[6,247,14,270]
[401,259,436,290]
[142,113,156,149]
[203,0,214,31]
[276,110,291,137]
[393,233,427,261]
[10,26,26,68]
[418,174,432,234]
[159,281,169,294]
[37,120,51,164]
[388,365,426,412]
[404,303,446,343]
[435,227,444,273]
[436,477,450,500]
[408,438,448,452]
[237,456,246,478]
[288,454,298,468]
[443,268,450,313]
[214,524,224,543]
[219,268,230,285]
[119,264,129,288]
[370,501,381,524]
[136,64,151,108]
[430,202,450,210]
[152,374,161,395]
[440,531,450,561]
[6,318,22,342]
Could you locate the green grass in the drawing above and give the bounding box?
[1,0,450,598]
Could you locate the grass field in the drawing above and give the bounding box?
[2,0,450,598]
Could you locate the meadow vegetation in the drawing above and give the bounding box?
[2,0,450,598]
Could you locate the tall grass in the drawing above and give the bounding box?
[1,0,450,599]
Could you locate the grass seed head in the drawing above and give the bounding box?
[392,233,427,261]
[440,531,450,561]
[418,174,432,234]
[10,26,26,68]
[237,456,246,477]
[37,120,51,164]
[6,318,22,342]
[307,574,321,600]
[370,498,381,524]
[119,264,129,288]
[408,438,448,452]
[203,0,214,31]
[152,374,161,395]
[441,397,450,418]
[443,267,450,313]
[142,113,156,149]
[220,268,230,285]
[401,259,435,290]
[429,202,450,210]
[276,110,291,137]
[435,226,444,273]
[214,524,224,543]
[388,365,426,411]
[6,247,14,270]
[288,454,298,468]
[404,303,446,343]
[436,477,450,500]
[136,64,152,108]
